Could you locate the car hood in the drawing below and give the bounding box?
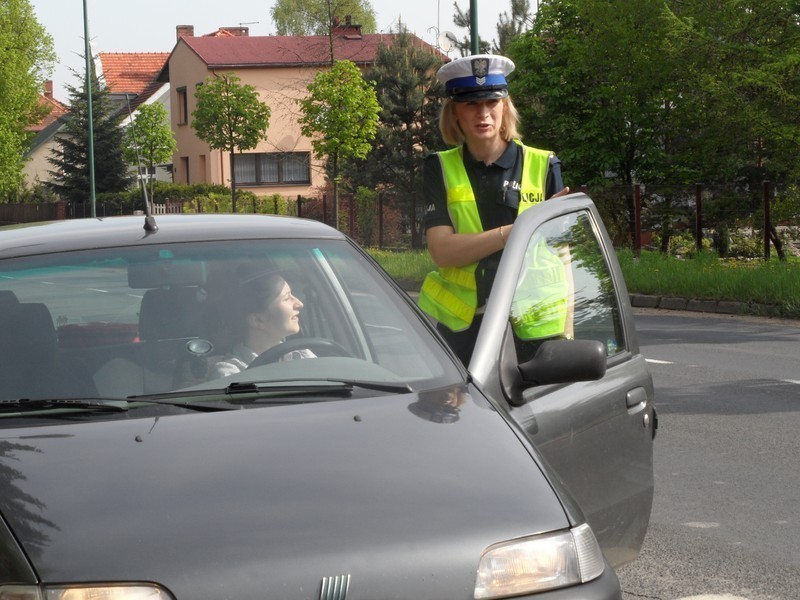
[0,386,568,598]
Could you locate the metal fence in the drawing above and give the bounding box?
[582,182,798,260]
[4,183,796,258]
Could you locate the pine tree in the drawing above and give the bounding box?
[348,31,445,247]
[47,69,133,204]
[494,0,533,54]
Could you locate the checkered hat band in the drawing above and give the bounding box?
[445,74,508,95]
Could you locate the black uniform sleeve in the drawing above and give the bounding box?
[422,153,453,231]
[545,154,565,199]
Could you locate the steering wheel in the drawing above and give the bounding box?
[247,337,353,369]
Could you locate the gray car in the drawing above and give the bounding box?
[0,193,655,599]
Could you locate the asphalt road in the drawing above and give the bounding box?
[616,309,800,600]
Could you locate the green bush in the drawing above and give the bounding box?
[616,248,800,317]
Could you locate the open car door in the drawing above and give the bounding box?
[470,193,656,567]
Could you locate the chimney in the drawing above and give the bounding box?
[176,25,194,39]
[44,80,53,99]
[218,26,249,37]
[332,15,362,39]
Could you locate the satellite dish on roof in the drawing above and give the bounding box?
[438,31,457,52]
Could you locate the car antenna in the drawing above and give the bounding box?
[124,94,158,233]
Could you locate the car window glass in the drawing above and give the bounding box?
[510,211,625,362]
[0,240,460,404]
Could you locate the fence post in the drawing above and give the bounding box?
[322,194,327,225]
[349,196,355,238]
[634,184,642,257]
[378,193,384,249]
[297,194,302,218]
[763,180,771,261]
[695,183,703,252]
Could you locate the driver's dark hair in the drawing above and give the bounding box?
[238,269,286,315]
[204,266,287,353]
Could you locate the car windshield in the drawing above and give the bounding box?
[0,238,461,408]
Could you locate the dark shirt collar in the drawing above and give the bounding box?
[462,140,518,170]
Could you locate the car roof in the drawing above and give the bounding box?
[0,214,346,258]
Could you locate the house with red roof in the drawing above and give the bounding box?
[24,53,172,189]
[100,51,171,113]
[23,81,69,188]
[161,20,443,199]
[99,51,172,183]
[24,20,443,202]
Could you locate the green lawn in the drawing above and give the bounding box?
[368,247,800,319]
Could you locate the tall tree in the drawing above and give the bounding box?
[661,0,800,187]
[0,0,55,201]
[270,0,377,36]
[298,60,380,229]
[47,70,133,204]
[508,0,800,190]
[506,0,679,243]
[494,0,533,54]
[348,30,445,247]
[191,73,271,212]
[451,2,491,55]
[509,0,674,188]
[122,103,177,203]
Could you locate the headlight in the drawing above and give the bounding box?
[474,523,605,598]
[0,585,173,600]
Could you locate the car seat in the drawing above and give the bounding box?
[0,302,97,400]
[94,286,209,397]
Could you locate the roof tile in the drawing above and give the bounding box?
[29,95,68,132]
[180,33,439,68]
[100,52,170,95]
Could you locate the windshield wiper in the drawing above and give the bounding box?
[126,378,413,408]
[327,378,413,393]
[226,378,413,396]
[125,389,240,411]
[223,378,412,405]
[0,398,129,415]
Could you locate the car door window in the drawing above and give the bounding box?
[510,210,625,362]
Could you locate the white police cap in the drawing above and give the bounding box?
[436,54,515,102]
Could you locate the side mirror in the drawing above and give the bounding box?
[518,339,607,386]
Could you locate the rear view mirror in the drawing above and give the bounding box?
[518,339,607,386]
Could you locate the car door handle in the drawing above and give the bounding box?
[626,386,648,409]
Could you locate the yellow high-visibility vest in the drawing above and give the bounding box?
[419,141,567,339]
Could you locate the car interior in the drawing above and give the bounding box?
[0,240,452,403]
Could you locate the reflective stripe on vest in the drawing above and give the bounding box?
[511,239,569,340]
[418,143,554,333]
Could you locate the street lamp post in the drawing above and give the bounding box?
[83,0,96,217]
[470,0,478,54]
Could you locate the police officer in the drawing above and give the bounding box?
[419,54,570,365]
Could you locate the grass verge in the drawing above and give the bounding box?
[368,247,800,319]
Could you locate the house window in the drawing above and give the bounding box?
[234,152,311,185]
[177,87,188,125]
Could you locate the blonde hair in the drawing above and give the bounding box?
[438,97,522,146]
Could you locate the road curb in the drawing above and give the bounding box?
[631,293,748,315]
[404,286,791,321]
[628,293,790,319]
